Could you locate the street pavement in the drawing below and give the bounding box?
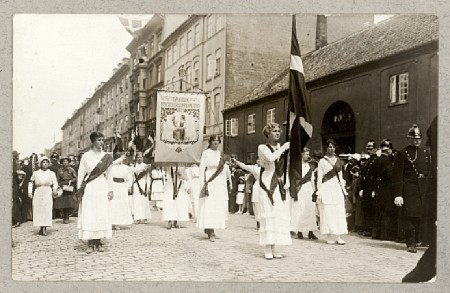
[12,211,425,282]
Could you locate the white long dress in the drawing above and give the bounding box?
[109,164,133,226]
[29,169,58,227]
[77,150,115,240]
[290,162,317,233]
[197,149,228,229]
[317,156,348,235]
[131,163,152,221]
[257,144,292,246]
[186,165,201,219]
[162,166,190,222]
[150,169,165,201]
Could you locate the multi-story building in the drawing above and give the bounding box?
[61,59,131,156]
[161,14,374,150]
[223,15,438,163]
[126,14,188,147]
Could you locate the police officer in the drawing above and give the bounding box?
[359,140,378,237]
[372,139,395,240]
[393,124,431,253]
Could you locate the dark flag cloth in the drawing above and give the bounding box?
[287,15,313,201]
[128,117,143,157]
[113,122,124,155]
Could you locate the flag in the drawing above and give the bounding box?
[113,121,124,154]
[118,16,147,35]
[287,15,313,201]
[132,117,143,152]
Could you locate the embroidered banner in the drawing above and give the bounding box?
[154,90,205,163]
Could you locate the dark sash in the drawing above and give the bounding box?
[73,154,113,202]
[200,153,225,198]
[322,157,343,184]
[170,167,183,200]
[300,167,313,185]
[133,166,149,196]
[259,144,286,205]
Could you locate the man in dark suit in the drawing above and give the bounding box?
[393,124,431,253]
[360,140,378,237]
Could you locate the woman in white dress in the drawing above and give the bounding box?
[257,123,291,259]
[150,165,165,210]
[130,152,152,224]
[109,152,133,229]
[77,132,125,253]
[197,135,229,242]
[28,156,58,236]
[316,139,348,245]
[162,166,190,229]
[186,164,201,223]
[290,147,319,240]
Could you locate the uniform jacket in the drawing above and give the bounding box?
[361,154,377,201]
[392,145,431,218]
[373,153,395,212]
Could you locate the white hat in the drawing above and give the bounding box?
[38,156,50,165]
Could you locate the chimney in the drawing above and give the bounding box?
[315,15,328,50]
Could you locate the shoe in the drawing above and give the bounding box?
[63,219,69,224]
[308,232,318,240]
[264,246,273,260]
[290,231,296,236]
[297,232,304,239]
[173,221,179,228]
[271,245,284,258]
[336,238,346,245]
[256,222,260,229]
[243,212,249,215]
[167,221,172,230]
[327,240,336,244]
[42,228,48,236]
[86,245,94,254]
[208,234,215,242]
[273,254,285,259]
[38,229,43,236]
[407,247,418,253]
[96,244,105,252]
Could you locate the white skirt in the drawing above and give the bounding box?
[290,184,317,232]
[318,202,348,235]
[236,192,245,204]
[32,186,53,227]
[110,181,133,226]
[162,190,190,221]
[77,176,112,240]
[132,183,152,221]
[151,179,165,201]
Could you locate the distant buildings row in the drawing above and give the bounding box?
[60,14,438,163]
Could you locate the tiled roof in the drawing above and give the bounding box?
[227,14,438,110]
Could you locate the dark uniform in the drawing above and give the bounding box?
[392,125,431,252]
[49,153,62,219]
[360,152,377,236]
[372,142,396,240]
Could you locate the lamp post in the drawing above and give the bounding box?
[178,64,186,91]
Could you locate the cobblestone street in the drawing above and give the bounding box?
[12,212,424,282]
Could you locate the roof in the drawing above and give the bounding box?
[226,14,438,110]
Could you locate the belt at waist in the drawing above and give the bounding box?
[113,177,125,183]
[152,178,162,180]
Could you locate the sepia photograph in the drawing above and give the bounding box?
[11,12,437,284]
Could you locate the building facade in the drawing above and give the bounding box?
[126,14,188,148]
[223,15,438,163]
[61,59,131,156]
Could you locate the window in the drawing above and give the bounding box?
[142,78,147,90]
[157,32,162,51]
[149,39,154,57]
[157,65,162,83]
[125,94,129,102]
[206,55,214,79]
[185,62,192,88]
[207,15,214,38]
[125,115,129,122]
[205,96,211,126]
[267,108,276,124]
[179,36,185,56]
[247,152,256,164]
[98,98,101,108]
[225,119,231,136]
[216,15,223,31]
[215,49,221,76]
[172,42,178,62]
[148,69,153,87]
[213,93,221,125]
[187,30,193,51]
[125,79,128,89]
[248,114,256,134]
[390,72,409,105]
[231,118,238,137]
[120,97,124,106]
[193,61,200,84]
[194,23,201,45]
[167,49,172,67]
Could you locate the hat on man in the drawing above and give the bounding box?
[351,153,361,161]
[60,156,70,164]
[407,124,422,139]
[50,152,60,160]
[366,140,376,150]
[380,139,393,150]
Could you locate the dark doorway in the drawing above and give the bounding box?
[321,101,356,155]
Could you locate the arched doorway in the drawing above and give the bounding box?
[321,101,356,155]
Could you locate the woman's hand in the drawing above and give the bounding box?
[28,193,33,199]
[52,190,58,197]
[108,191,114,200]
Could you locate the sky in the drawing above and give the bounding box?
[12,14,392,159]
[13,14,151,158]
